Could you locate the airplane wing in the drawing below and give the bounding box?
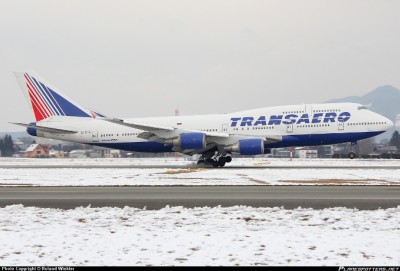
[106,118,230,138]
[105,118,282,154]
[105,118,175,132]
[11,122,78,134]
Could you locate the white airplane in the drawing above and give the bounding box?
[12,71,393,167]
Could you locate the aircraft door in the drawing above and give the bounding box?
[92,130,99,142]
[338,121,344,131]
[222,123,228,132]
[286,124,293,133]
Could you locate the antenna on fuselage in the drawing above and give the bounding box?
[175,106,180,116]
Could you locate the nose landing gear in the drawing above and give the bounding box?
[348,141,357,159]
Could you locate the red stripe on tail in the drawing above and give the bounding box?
[27,87,46,121]
[24,74,52,118]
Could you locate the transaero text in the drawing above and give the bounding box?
[230,112,351,127]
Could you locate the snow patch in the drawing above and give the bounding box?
[0,158,399,186]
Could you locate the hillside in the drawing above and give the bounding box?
[327,85,400,140]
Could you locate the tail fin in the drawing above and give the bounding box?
[14,71,91,121]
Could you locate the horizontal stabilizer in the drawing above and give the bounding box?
[87,108,108,119]
[10,122,78,134]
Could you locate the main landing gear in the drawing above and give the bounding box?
[197,152,232,168]
[348,141,357,159]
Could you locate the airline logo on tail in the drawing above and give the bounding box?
[21,72,91,121]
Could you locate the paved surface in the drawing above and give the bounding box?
[1,164,400,169]
[0,186,398,210]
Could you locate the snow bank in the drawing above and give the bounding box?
[0,205,399,266]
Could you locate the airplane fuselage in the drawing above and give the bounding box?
[29,102,392,153]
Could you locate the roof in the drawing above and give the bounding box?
[25,144,49,152]
[25,144,39,152]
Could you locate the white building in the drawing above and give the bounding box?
[69,150,88,158]
[294,147,318,159]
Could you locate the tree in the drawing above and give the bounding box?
[0,138,3,157]
[389,130,400,150]
[0,134,14,157]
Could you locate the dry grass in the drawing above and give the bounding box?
[278,179,388,185]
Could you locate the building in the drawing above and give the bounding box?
[69,150,88,158]
[294,147,318,159]
[49,149,65,158]
[98,149,121,158]
[25,144,51,158]
[379,146,398,154]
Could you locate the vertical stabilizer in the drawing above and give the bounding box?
[14,71,91,121]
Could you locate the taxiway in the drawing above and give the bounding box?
[0,186,398,210]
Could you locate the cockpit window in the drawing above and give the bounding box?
[357,105,369,110]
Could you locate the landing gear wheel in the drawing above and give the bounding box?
[349,141,357,159]
[348,152,356,159]
[197,151,232,168]
[205,159,218,168]
[217,157,226,167]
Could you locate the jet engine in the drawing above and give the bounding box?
[225,138,264,155]
[165,132,206,149]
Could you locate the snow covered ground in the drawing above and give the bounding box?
[1,158,399,266]
[0,205,398,266]
[0,158,399,186]
[2,157,400,167]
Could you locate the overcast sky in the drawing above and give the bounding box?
[1,0,400,131]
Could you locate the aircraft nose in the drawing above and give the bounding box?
[385,117,394,130]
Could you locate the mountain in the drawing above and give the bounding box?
[327,85,400,141]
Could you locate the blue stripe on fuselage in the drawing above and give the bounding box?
[265,131,384,149]
[90,131,384,153]
[91,142,174,153]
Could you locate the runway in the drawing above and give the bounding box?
[1,164,400,169]
[0,186,399,210]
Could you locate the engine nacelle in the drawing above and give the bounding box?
[225,139,265,155]
[26,122,37,137]
[165,132,206,149]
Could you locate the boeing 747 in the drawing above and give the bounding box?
[12,71,393,167]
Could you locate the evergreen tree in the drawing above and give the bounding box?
[0,138,4,157]
[5,135,14,156]
[389,130,400,150]
[0,135,14,157]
